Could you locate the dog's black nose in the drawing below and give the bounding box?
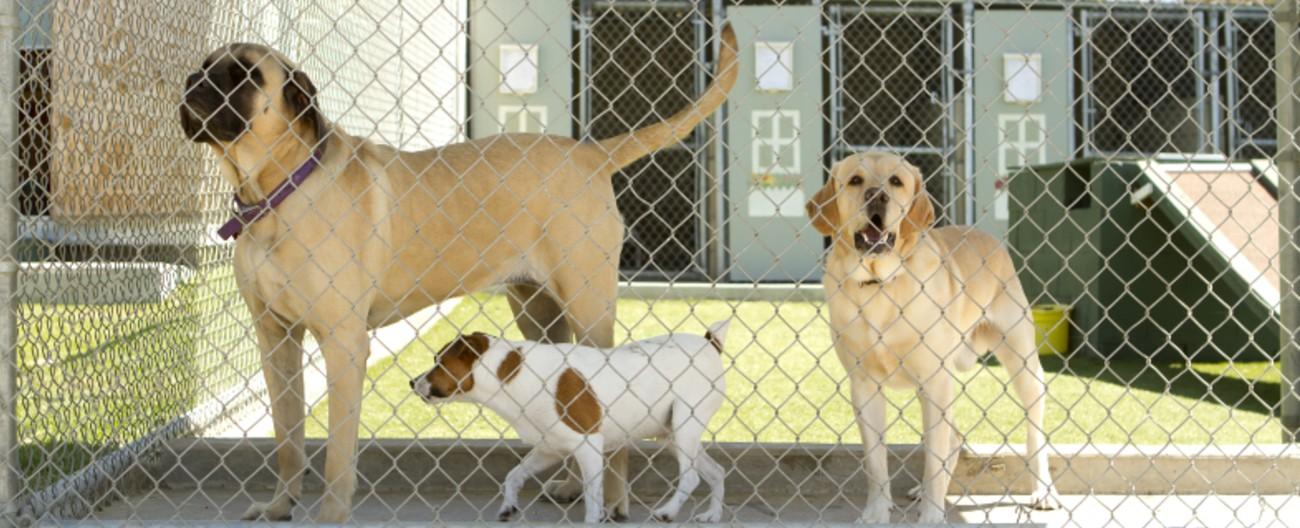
[865,186,888,205]
[408,378,415,390]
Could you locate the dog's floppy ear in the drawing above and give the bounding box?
[462,332,491,357]
[283,68,327,147]
[805,181,840,236]
[896,168,936,257]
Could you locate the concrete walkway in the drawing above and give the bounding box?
[80,487,1298,527]
[42,438,1294,526]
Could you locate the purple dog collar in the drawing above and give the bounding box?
[217,146,325,240]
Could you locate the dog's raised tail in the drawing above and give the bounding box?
[596,24,739,172]
[703,319,732,355]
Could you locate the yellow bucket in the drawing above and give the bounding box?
[1031,304,1070,356]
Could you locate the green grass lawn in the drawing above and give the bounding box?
[307,294,1282,445]
[17,265,257,489]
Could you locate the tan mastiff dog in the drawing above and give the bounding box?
[179,27,737,522]
[806,152,1060,523]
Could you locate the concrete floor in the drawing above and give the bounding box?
[70,487,1299,527]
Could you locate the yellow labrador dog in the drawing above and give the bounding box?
[805,152,1060,523]
[179,28,737,522]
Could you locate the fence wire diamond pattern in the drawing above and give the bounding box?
[1,0,1299,526]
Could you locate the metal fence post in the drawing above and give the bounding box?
[1278,0,1300,441]
[0,0,20,517]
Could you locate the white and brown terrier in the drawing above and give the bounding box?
[411,321,731,523]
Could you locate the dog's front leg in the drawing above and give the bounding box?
[917,375,957,524]
[571,436,606,523]
[498,449,564,521]
[314,321,370,523]
[851,376,891,524]
[542,450,628,519]
[603,448,629,521]
[242,316,306,522]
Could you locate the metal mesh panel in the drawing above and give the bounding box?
[830,4,957,221]
[1082,8,1211,155]
[835,8,948,149]
[0,1,1297,526]
[583,2,708,277]
[1226,11,1277,159]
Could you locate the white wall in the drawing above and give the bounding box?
[206,0,467,150]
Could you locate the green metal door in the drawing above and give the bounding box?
[970,8,1071,236]
[725,6,824,282]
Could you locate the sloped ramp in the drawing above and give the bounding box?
[1132,159,1279,312]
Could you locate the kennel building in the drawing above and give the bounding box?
[2,0,1299,524]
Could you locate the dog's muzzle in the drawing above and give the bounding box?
[856,187,895,254]
[179,72,245,143]
[410,376,442,402]
[855,221,896,255]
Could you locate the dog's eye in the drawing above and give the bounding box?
[888,175,903,187]
[848,176,863,186]
[249,67,263,83]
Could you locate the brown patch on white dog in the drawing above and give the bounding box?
[704,329,725,354]
[555,368,601,434]
[497,349,524,383]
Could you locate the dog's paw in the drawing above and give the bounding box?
[602,509,629,523]
[1030,487,1062,511]
[241,500,293,522]
[692,510,722,523]
[860,498,892,524]
[313,504,351,524]
[916,508,947,525]
[542,478,584,504]
[651,507,676,522]
[906,483,923,502]
[496,504,520,522]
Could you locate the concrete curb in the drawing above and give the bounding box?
[155,438,1300,496]
[619,281,825,302]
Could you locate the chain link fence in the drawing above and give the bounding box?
[1,0,1298,525]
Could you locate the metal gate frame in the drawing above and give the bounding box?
[1078,6,1215,157]
[826,3,961,222]
[577,0,713,280]
[1223,7,1278,158]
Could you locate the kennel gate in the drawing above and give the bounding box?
[579,0,714,281]
[827,3,962,224]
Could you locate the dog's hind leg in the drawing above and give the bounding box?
[241,313,306,522]
[990,317,1061,511]
[693,450,726,522]
[506,282,572,343]
[654,398,727,523]
[550,266,617,349]
[652,400,710,523]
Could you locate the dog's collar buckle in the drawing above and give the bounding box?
[217,145,326,240]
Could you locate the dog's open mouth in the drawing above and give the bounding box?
[855,214,896,254]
